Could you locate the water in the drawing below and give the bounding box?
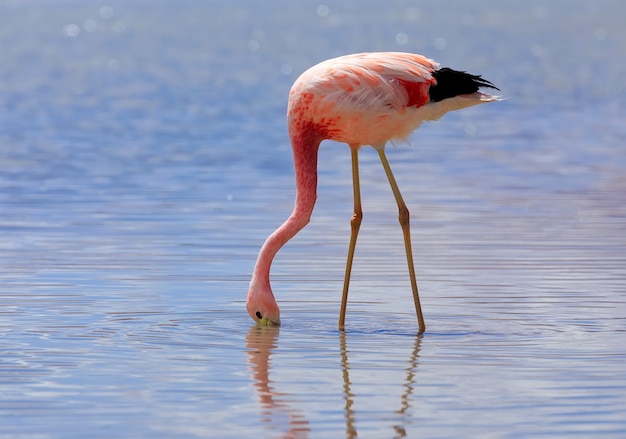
[1,0,625,437]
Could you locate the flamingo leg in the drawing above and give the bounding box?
[339,146,363,330]
[377,149,426,334]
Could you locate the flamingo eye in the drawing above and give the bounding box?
[255,311,262,319]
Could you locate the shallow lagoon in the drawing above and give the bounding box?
[1,0,625,437]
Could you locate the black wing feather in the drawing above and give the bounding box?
[429,67,499,103]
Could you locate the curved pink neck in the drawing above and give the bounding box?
[251,124,322,289]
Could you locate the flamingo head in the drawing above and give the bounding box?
[246,283,281,326]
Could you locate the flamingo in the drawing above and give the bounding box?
[246,52,499,333]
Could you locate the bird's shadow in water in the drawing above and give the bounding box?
[246,323,422,439]
[246,325,311,438]
[340,330,422,438]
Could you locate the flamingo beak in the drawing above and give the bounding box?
[256,316,281,327]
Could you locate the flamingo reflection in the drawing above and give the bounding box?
[246,326,310,438]
[340,332,422,438]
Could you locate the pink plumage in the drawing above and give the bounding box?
[247,52,499,332]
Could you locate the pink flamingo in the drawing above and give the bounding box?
[246,52,499,333]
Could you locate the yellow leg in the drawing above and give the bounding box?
[339,147,362,330]
[377,149,426,334]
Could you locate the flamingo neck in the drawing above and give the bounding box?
[251,125,322,290]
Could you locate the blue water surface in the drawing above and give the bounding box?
[1,0,625,437]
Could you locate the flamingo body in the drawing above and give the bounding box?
[247,52,499,330]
